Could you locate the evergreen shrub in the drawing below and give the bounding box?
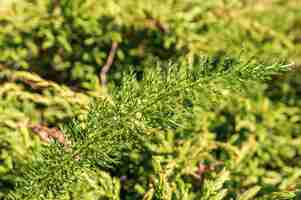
[4,60,301,199]
[1,0,300,89]
[0,0,301,199]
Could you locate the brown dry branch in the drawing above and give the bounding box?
[100,41,118,86]
[30,124,69,147]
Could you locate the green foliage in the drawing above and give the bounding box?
[4,60,299,199]
[0,0,301,199]
[0,0,186,89]
[1,0,300,89]
[0,67,92,198]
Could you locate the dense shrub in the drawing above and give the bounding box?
[1,0,300,89]
[2,60,300,199]
[0,67,93,198]
[0,0,301,199]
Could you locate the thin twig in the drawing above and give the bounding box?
[100,41,118,86]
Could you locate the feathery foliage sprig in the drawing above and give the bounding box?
[6,59,291,199]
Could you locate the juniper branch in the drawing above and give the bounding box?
[8,59,290,199]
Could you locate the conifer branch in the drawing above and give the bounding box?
[8,59,291,199]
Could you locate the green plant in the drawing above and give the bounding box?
[1,0,301,199]
[1,0,300,90]
[5,59,300,199]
